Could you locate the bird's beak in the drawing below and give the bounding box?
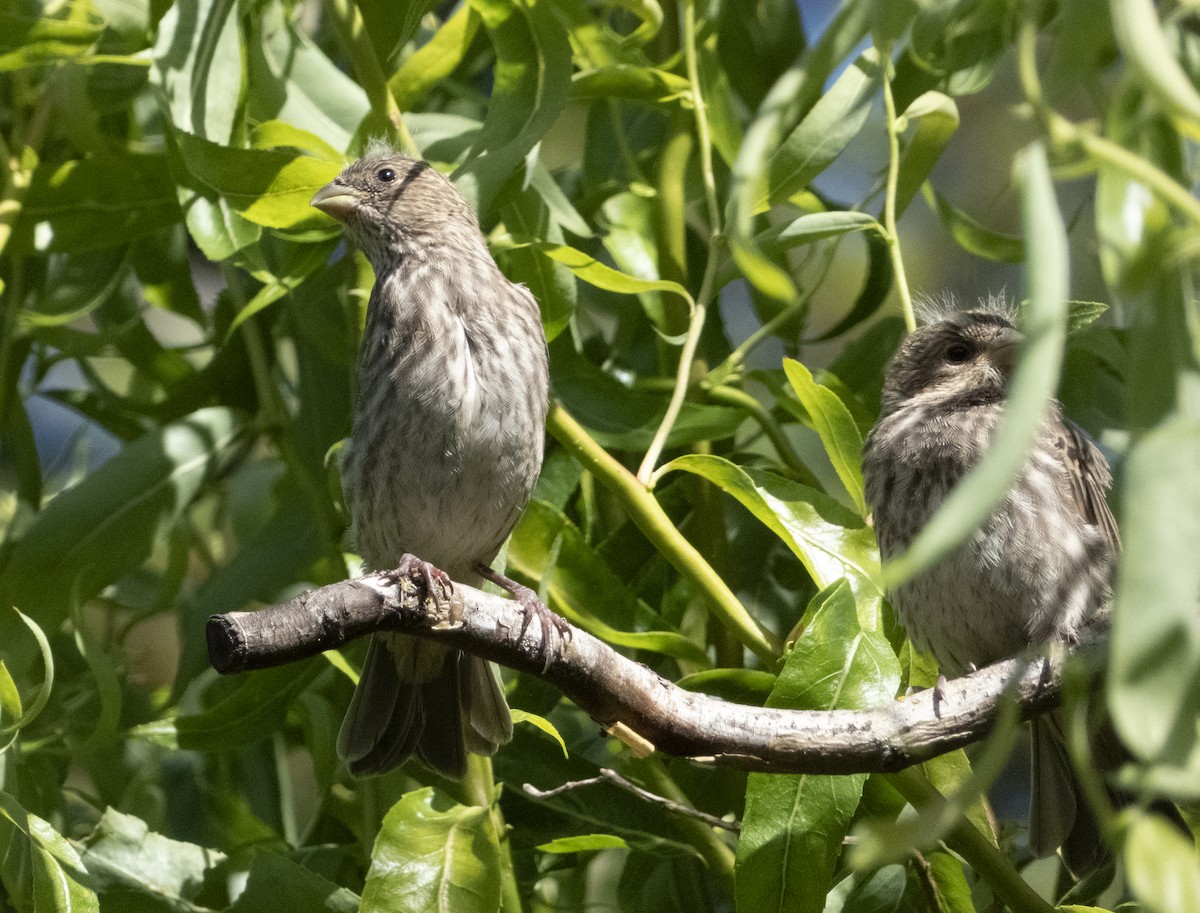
[988,326,1024,375]
[311,182,362,222]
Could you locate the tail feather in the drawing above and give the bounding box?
[337,632,511,778]
[461,655,513,755]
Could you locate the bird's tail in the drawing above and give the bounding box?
[337,632,512,778]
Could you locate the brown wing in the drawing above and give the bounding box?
[1054,415,1121,550]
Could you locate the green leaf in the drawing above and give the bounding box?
[0,9,103,70]
[1124,811,1200,913]
[151,0,242,144]
[674,669,777,704]
[571,65,689,102]
[784,359,866,515]
[0,407,247,634]
[175,660,324,750]
[765,49,883,209]
[535,241,695,339]
[10,155,181,255]
[551,342,745,450]
[537,834,627,853]
[360,788,501,913]
[1110,0,1200,125]
[245,5,369,153]
[923,183,1024,262]
[510,710,569,757]
[729,1,871,301]
[736,582,901,913]
[0,792,98,913]
[500,190,576,341]
[390,5,481,110]
[599,192,691,340]
[172,130,341,232]
[882,142,1068,589]
[75,807,226,905]
[1109,418,1200,762]
[509,500,711,665]
[232,851,360,913]
[455,0,572,213]
[894,92,959,217]
[0,609,53,736]
[662,454,882,615]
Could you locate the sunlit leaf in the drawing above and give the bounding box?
[360,788,501,913]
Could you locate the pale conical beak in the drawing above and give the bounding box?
[989,326,1024,374]
[311,182,361,222]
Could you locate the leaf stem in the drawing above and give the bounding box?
[879,43,916,334]
[637,0,723,485]
[1017,12,1200,230]
[321,0,417,153]
[548,403,781,663]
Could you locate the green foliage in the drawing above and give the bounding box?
[1,1,1198,912]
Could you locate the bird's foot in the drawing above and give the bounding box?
[473,561,571,672]
[386,553,454,607]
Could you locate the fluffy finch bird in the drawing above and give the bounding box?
[311,145,550,778]
[862,306,1118,872]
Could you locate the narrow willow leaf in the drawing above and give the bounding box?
[390,4,481,111]
[510,710,568,758]
[663,454,882,613]
[0,793,99,913]
[883,142,1068,589]
[245,4,368,153]
[360,788,501,913]
[176,661,323,749]
[600,192,690,340]
[923,184,1023,262]
[1110,0,1200,127]
[535,241,694,339]
[455,0,572,212]
[571,65,689,101]
[151,0,242,144]
[508,500,711,665]
[0,609,53,736]
[765,49,882,210]
[537,834,628,853]
[1124,812,1200,913]
[784,359,866,515]
[737,582,901,913]
[0,9,102,70]
[1109,418,1200,762]
[894,92,959,217]
[0,407,247,632]
[730,1,871,302]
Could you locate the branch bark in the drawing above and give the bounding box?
[206,572,1066,775]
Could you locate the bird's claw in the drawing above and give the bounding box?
[386,553,454,606]
[473,561,570,673]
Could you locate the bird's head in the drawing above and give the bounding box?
[311,143,477,268]
[880,309,1024,416]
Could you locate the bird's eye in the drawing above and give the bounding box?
[945,342,972,363]
[376,167,396,183]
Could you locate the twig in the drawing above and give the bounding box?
[523,768,740,832]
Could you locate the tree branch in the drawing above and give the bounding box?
[206,572,1066,775]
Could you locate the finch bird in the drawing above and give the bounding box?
[311,145,550,778]
[861,306,1118,873]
